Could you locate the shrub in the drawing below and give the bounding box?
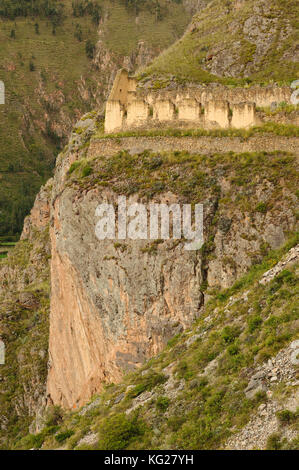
[167,333,180,348]
[128,383,147,398]
[16,433,45,450]
[85,40,95,59]
[156,396,170,412]
[68,161,81,174]
[167,415,185,432]
[221,326,241,344]
[45,405,63,426]
[81,165,92,177]
[227,343,240,356]
[127,372,167,398]
[255,202,267,213]
[266,433,282,450]
[276,409,297,425]
[98,413,145,450]
[55,430,74,443]
[247,315,262,333]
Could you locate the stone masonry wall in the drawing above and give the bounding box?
[88,135,299,160]
[104,70,292,133]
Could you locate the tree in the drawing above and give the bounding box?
[85,39,95,59]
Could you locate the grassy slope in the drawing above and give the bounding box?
[0,228,50,448]
[140,0,299,86]
[102,1,190,56]
[15,233,298,450]
[0,0,191,238]
[99,122,299,139]
[0,6,98,237]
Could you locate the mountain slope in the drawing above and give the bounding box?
[140,0,299,86]
[11,236,299,450]
[0,0,298,451]
[1,104,298,447]
[0,0,194,238]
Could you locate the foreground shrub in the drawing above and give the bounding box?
[97,413,146,450]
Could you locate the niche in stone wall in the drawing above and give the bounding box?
[153,100,175,121]
[205,100,230,129]
[178,98,201,121]
[127,100,150,127]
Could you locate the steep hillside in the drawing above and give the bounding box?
[140,0,299,86]
[11,235,299,450]
[1,102,298,448]
[0,203,50,447]
[0,0,298,451]
[0,0,194,238]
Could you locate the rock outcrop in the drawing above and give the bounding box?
[41,110,299,408]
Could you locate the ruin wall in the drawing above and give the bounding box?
[104,70,293,134]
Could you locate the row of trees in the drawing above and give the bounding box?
[72,0,102,24]
[0,0,64,26]
[0,179,41,237]
[121,0,183,21]
[0,0,183,22]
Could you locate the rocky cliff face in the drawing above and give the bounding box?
[1,111,298,448]
[36,113,298,409]
[19,233,299,450]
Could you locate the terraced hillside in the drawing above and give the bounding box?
[0,0,193,238]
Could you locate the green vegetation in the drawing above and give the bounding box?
[255,202,268,213]
[0,228,50,449]
[0,241,16,259]
[0,0,191,237]
[257,103,299,116]
[156,396,170,412]
[68,150,298,218]
[97,413,147,450]
[266,433,283,450]
[102,0,190,56]
[97,122,299,140]
[18,233,298,450]
[0,0,64,23]
[0,1,99,236]
[55,430,75,443]
[127,372,167,399]
[276,409,298,425]
[140,0,299,85]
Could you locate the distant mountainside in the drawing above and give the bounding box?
[140,0,299,86]
[0,0,195,238]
